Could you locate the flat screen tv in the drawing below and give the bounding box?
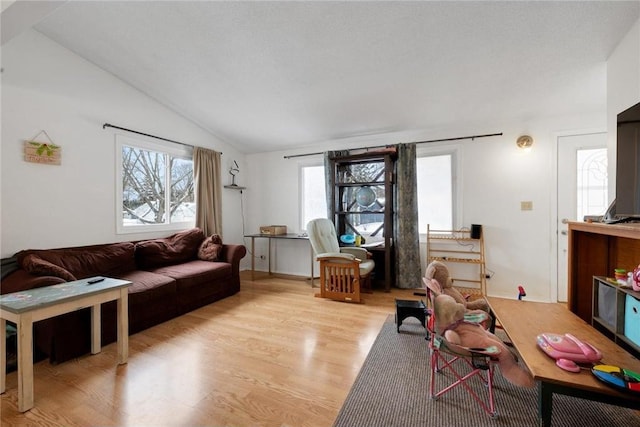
[614,100,640,221]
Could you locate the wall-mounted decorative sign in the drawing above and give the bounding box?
[24,130,61,165]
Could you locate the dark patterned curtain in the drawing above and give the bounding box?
[323,151,333,218]
[394,143,421,288]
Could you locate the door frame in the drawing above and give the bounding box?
[550,127,607,303]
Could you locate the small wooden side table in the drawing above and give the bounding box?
[0,277,131,412]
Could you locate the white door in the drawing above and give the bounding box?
[557,132,607,302]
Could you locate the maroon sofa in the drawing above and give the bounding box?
[1,228,246,363]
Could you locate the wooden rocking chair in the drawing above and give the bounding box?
[307,218,374,303]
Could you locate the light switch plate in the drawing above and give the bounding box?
[521,201,533,211]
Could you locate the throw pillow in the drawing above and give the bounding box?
[135,228,205,269]
[198,234,223,261]
[22,254,77,282]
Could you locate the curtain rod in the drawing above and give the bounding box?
[103,123,191,147]
[283,132,503,159]
[103,123,222,154]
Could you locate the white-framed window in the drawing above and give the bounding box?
[116,134,195,234]
[300,163,327,230]
[416,148,458,233]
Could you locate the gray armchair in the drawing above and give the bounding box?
[306,218,375,303]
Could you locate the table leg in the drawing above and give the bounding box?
[251,236,256,280]
[117,289,129,365]
[91,304,101,354]
[268,237,272,275]
[0,318,5,394]
[310,244,314,287]
[538,381,552,427]
[17,313,34,412]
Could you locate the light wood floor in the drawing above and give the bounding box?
[1,273,423,426]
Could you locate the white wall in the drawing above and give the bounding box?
[1,29,247,257]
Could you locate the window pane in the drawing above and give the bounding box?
[576,148,608,220]
[341,162,385,243]
[339,162,385,183]
[417,154,453,232]
[301,165,327,229]
[122,146,167,225]
[170,157,195,223]
[121,143,195,229]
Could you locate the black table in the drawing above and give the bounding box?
[395,299,426,332]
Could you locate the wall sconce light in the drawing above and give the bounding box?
[516,135,533,151]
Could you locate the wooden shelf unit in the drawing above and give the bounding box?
[567,221,640,323]
[328,149,396,290]
[591,276,640,358]
[426,225,486,295]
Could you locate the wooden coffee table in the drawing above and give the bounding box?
[0,277,131,412]
[487,296,640,427]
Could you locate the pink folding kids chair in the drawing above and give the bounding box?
[425,281,499,418]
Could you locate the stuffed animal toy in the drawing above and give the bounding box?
[424,260,489,312]
[434,294,534,388]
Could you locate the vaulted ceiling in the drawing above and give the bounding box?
[3,1,639,153]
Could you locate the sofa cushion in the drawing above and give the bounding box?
[16,242,137,279]
[198,234,223,261]
[150,259,231,284]
[99,270,178,347]
[111,269,178,331]
[22,254,77,282]
[150,260,233,314]
[135,228,205,269]
[116,270,177,294]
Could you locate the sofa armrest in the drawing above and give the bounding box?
[1,269,66,294]
[221,244,247,288]
[318,252,357,261]
[221,244,247,266]
[340,247,370,259]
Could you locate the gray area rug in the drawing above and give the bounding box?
[333,316,640,427]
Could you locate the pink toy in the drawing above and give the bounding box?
[424,261,489,312]
[632,264,640,292]
[435,294,534,388]
[556,358,581,373]
[537,333,602,373]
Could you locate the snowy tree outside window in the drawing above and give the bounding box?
[116,135,195,233]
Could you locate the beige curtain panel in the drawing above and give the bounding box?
[194,147,222,236]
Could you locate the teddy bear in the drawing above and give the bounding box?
[424,260,489,312]
[433,293,534,388]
